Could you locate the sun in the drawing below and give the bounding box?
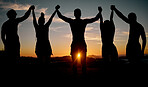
[77,53,81,58]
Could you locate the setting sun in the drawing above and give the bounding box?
[77,53,81,58]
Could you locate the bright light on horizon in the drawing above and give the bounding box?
[77,53,81,59]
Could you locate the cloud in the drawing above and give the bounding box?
[36,8,48,14]
[146,33,148,37]
[122,31,129,35]
[85,36,100,41]
[86,27,94,31]
[0,1,48,13]
[50,26,68,32]
[0,1,30,10]
[85,33,100,41]
[115,28,129,36]
[53,17,65,23]
[64,12,74,18]
[64,34,72,38]
[0,1,48,22]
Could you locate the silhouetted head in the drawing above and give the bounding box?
[104,20,110,25]
[128,12,137,22]
[103,20,113,30]
[74,8,81,19]
[38,12,45,25]
[7,9,17,19]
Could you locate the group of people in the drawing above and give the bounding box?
[1,5,146,73]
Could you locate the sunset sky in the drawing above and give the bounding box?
[0,0,148,57]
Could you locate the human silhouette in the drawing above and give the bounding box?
[55,5,101,74]
[111,5,146,64]
[1,5,35,64]
[100,7,118,64]
[32,6,56,64]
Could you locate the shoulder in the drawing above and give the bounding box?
[138,22,143,27]
[15,17,23,23]
[136,22,144,29]
[136,22,145,32]
[68,18,74,23]
[69,18,74,21]
[82,19,89,23]
[2,20,9,28]
[83,19,88,21]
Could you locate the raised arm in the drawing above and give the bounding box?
[45,10,56,26]
[32,7,38,28]
[110,9,114,21]
[111,5,129,23]
[110,9,115,29]
[56,5,72,23]
[140,26,146,56]
[17,5,35,22]
[99,7,103,29]
[1,25,6,45]
[84,6,102,24]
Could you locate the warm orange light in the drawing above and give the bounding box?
[77,53,81,58]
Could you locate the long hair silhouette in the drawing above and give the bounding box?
[32,7,56,64]
[100,7,118,64]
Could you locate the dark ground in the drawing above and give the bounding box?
[0,51,148,82]
[1,56,148,82]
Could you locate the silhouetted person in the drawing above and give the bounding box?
[1,5,35,64]
[100,7,118,65]
[55,5,101,74]
[32,6,56,64]
[111,5,146,64]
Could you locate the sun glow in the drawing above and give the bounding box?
[77,53,81,59]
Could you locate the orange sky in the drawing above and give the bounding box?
[0,0,148,57]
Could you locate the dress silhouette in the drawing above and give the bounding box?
[1,5,34,64]
[56,5,101,74]
[111,5,146,63]
[100,7,118,64]
[32,7,56,64]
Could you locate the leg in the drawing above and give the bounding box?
[45,55,51,64]
[102,45,110,65]
[126,44,133,63]
[5,45,20,64]
[37,55,42,64]
[126,43,141,64]
[72,54,77,74]
[111,44,118,64]
[135,44,142,64]
[16,49,20,64]
[81,52,86,74]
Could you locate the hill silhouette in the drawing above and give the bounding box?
[0,50,148,81]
